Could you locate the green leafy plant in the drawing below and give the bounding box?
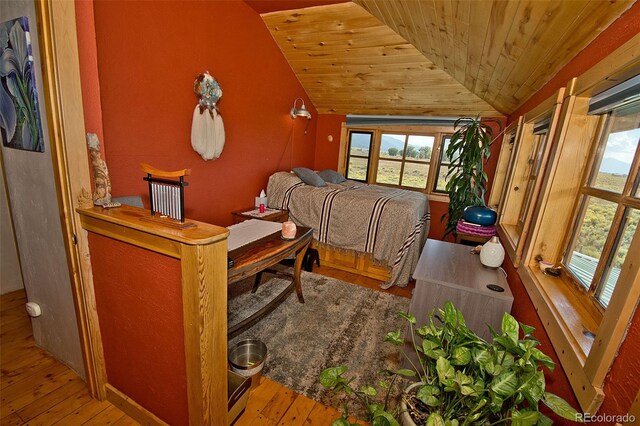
[320,365,411,426]
[321,302,583,425]
[443,116,500,238]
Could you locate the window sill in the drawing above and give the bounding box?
[518,263,605,413]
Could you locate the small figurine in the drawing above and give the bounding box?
[86,133,112,206]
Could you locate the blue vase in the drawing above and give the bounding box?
[463,206,497,226]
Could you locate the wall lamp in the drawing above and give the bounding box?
[290,97,311,134]
[290,98,311,120]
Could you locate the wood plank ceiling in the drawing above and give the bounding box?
[261,0,635,117]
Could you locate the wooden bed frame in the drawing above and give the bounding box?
[312,240,392,282]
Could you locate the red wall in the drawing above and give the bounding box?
[88,233,187,426]
[87,0,317,227]
[314,113,345,171]
[504,3,640,419]
[75,0,105,152]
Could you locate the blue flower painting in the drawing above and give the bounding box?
[0,17,44,152]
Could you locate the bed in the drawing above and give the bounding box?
[266,171,430,288]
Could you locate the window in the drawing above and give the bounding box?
[345,131,372,182]
[564,101,640,308]
[516,124,549,233]
[342,126,454,199]
[496,99,561,266]
[433,136,458,192]
[376,133,433,188]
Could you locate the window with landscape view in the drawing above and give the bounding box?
[343,127,454,197]
[564,100,640,308]
[434,136,458,193]
[375,133,433,188]
[345,131,372,181]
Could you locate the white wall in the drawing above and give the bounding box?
[1,157,25,295]
[1,0,84,377]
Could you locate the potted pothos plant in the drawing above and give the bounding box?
[443,116,500,238]
[321,302,583,426]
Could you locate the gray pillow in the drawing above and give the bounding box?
[317,169,346,184]
[292,167,326,187]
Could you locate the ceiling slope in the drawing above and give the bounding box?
[355,0,635,114]
[261,2,501,116]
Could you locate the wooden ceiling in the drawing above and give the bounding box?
[261,0,635,117]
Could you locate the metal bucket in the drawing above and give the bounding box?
[228,338,267,378]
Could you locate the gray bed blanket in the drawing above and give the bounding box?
[267,172,430,288]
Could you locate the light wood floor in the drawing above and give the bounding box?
[0,266,412,425]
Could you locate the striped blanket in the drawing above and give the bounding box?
[267,172,430,288]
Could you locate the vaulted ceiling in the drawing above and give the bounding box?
[259,0,635,117]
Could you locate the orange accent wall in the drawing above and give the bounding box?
[314,113,346,171]
[88,0,317,226]
[88,233,188,426]
[75,0,105,153]
[505,3,640,417]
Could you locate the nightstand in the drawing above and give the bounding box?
[231,207,289,224]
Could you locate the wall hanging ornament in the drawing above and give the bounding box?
[191,71,225,160]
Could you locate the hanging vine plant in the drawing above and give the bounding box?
[443,116,501,238]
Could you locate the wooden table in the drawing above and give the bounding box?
[227,226,312,336]
[408,239,513,341]
[231,207,289,224]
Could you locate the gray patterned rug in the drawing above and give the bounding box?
[228,271,411,414]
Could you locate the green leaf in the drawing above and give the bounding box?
[490,371,518,397]
[372,417,392,426]
[370,405,399,426]
[530,348,555,370]
[416,384,441,407]
[501,313,519,345]
[490,391,504,412]
[399,311,416,324]
[511,409,540,426]
[436,357,455,384]
[423,340,447,359]
[384,330,403,346]
[393,368,416,377]
[519,322,536,337]
[331,419,354,426]
[360,385,377,396]
[450,346,471,366]
[542,392,583,421]
[518,371,545,405]
[537,413,554,426]
[426,413,445,426]
[320,366,348,389]
[443,302,458,326]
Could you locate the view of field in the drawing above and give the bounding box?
[570,172,638,272]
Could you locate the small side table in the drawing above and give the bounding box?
[231,207,289,224]
[409,239,512,341]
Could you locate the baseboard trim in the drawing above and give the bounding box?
[106,383,168,426]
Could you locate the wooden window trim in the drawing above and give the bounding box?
[498,89,565,267]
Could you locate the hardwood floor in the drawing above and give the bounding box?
[0,266,409,425]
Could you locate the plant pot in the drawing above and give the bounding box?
[400,382,422,426]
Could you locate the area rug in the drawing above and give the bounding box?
[228,271,411,414]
